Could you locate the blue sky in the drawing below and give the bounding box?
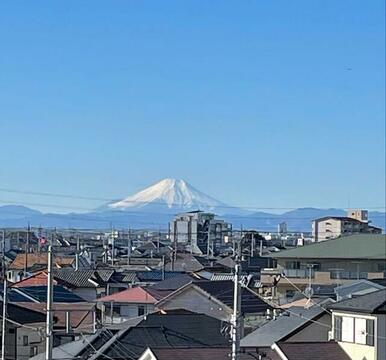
[0,0,384,213]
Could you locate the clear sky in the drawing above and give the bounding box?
[0,0,384,213]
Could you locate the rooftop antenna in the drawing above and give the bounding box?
[231,236,242,360]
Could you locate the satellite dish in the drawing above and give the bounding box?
[304,286,314,298]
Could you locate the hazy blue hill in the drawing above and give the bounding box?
[0,205,42,219]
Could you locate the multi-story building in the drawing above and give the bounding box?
[170,211,231,255]
[260,234,386,303]
[312,209,382,242]
[277,222,288,236]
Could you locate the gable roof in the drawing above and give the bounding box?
[195,281,273,314]
[2,302,47,324]
[329,288,386,314]
[151,273,201,291]
[12,271,54,287]
[99,310,230,360]
[241,305,327,347]
[53,269,114,288]
[273,341,351,360]
[97,286,170,303]
[9,253,75,270]
[164,253,205,272]
[334,279,385,300]
[15,302,95,329]
[271,234,386,260]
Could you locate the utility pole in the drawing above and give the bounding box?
[45,243,54,360]
[1,230,5,279]
[75,234,80,271]
[127,228,131,266]
[161,255,165,281]
[206,222,211,259]
[24,224,30,278]
[157,229,160,254]
[1,274,7,360]
[110,227,115,266]
[231,243,241,360]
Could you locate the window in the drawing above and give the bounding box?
[22,335,29,346]
[334,315,375,346]
[355,318,367,344]
[366,319,374,346]
[334,316,342,341]
[341,316,354,342]
[285,290,295,299]
[138,305,145,316]
[112,305,121,316]
[30,346,38,357]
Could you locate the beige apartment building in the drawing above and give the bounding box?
[312,209,382,242]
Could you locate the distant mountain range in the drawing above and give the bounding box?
[0,179,384,232]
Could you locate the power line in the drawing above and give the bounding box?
[0,187,384,211]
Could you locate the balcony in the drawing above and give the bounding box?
[260,268,384,286]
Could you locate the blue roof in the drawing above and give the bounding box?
[4,285,85,303]
[136,270,184,281]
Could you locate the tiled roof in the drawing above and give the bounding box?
[195,281,273,314]
[275,341,351,360]
[97,286,161,303]
[151,274,197,290]
[52,269,115,288]
[329,288,386,314]
[272,234,386,259]
[164,253,204,272]
[12,271,56,287]
[136,270,183,282]
[9,253,75,270]
[101,310,231,360]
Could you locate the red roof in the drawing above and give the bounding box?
[97,286,167,304]
[12,271,58,287]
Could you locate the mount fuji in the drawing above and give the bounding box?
[0,179,384,231]
[99,178,231,214]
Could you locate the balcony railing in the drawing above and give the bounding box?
[283,269,315,278]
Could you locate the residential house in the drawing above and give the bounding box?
[77,309,231,360]
[138,347,260,360]
[270,341,351,360]
[97,286,171,324]
[155,280,274,331]
[260,234,386,303]
[6,253,88,282]
[15,302,97,345]
[0,302,46,360]
[329,289,386,360]
[4,285,86,303]
[241,303,332,349]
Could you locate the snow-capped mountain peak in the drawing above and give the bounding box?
[105,178,226,212]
